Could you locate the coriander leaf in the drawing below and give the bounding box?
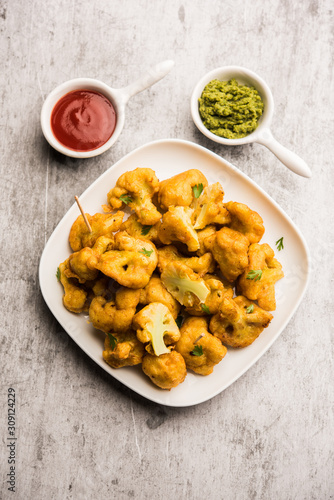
[191,345,203,356]
[192,183,204,199]
[119,194,133,205]
[56,267,61,282]
[139,248,153,257]
[107,332,118,350]
[246,304,254,314]
[246,269,263,281]
[201,303,210,314]
[275,236,284,251]
[175,314,183,329]
[141,225,153,236]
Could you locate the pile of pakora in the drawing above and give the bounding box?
[58,167,284,390]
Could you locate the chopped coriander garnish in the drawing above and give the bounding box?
[246,304,254,314]
[119,194,133,205]
[175,314,183,329]
[246,269,263,281]
[275,237,284,251]
[107,332,118,350]
[191,345,203,356]
[141,225,153,236]
[139,248,153,257]
[192,183,204,199]
[56,267,61,282]
[201,303,210,314]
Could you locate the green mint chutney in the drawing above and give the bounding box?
[198,78,264,139]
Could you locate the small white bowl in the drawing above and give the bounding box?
[191,66,311,178]
[41,60,174,159]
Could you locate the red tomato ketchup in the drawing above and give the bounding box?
[51,90,117,152]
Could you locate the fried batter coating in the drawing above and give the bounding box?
[196,225,217,256]
[103,329,145,368]
[69,211,124,251]
[157,245,215,277]
[191,182,231,229]
[120,213,161,243]
[158,206,199,252]
[161,261,210,308]
[175,317,227,375]
[210,295,273,348]
[58,259,88,313]
[94,231,158,289]
[237,243,284,311]
[205,227,249,282]
[225,201,265,244]
[185,274,234,316]
[158,169,208,210]
[68,236,114,283]
[139,275,181,319]
[89,295,138,333]
[107,168,161,225]
[142,351,187,389]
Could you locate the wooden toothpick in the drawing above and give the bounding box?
[74,195,92,233]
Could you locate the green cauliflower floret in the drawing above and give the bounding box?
[191,182,231,230]
[161,261,210,308]
[132,302,181,356]
[107,168,161,226]
[158,206,199,252]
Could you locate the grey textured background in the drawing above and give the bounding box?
[1,1,333,499]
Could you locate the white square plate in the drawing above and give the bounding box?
[39,139,310,407]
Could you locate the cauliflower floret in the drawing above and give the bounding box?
[139,275,181,319]
[209,295,273,348]
[120,213,161,243]
[185,274,234,316]
[191,182,231,229]
[133,302,181,356]
[175,316,227,375]
[158,169,208,210]
[161,261,210,308]
[225,201,265,244]
[94,231,158,289]
[107,168,161,225]
[89,293,139,333]
[142,351,187,389]
[103,329,145,368]
[205,227,249,282]
[196,225,217,256]
[157,245,215,277]
[58,259,88,313]
[237,243,284,311]
[68,236,114,283]
[69,211,124,251]
[158,206,199,252]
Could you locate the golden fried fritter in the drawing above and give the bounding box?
[158,206,200,252]
[142,351,187,389]
[209,295,273,348]
[225,201,265,244]
[139,275,181,319]
[191,182,231,229]
[103,329,145,368]
[185,274,234,316]
[157,245,215,277]
[237,243,284,311]
[58,259,89,313]
[89,295,138,333]
[158,169,208,210]
[196,225,217,256]
[175,317,227,375]
[68,236,114,283]
[69,211,124,251]
[120,213,161,243]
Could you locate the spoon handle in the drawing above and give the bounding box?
[120,60,174,102]
[256,129,311,178]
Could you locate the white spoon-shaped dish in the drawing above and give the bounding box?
[191,66,311,178]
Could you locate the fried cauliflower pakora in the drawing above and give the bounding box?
[58,259,89,313]
[68,236,114,283]
[175,317,227,375]
[89,293,139,334]
[237,243,284,311]
[205,227,249,282]
[161,261,210,308]
[158,206,200,252]
[210,295,273,348]
[142,351,187,389]
[191,182,231,229]
[225,201,265,244]
[103,329,145,368]
[107,167,161,225]
[94,231,158,289]
[157,245,215,277]
[139,275,180,319]
[69,211,124,251]
[185,274,234,316]
[120,213,160,243]
[158,169,208,210]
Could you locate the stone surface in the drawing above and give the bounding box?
[1,1,333,499]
